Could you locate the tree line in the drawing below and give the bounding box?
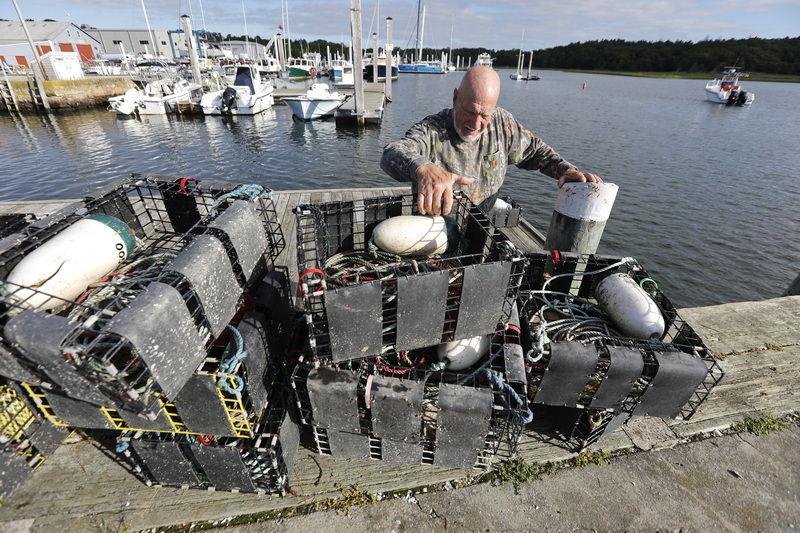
[230,34,799,75]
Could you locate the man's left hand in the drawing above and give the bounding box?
[557,170,603,188]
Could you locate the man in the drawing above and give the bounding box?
[380,66,602,216]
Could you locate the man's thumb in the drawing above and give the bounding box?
[453,174,476,185]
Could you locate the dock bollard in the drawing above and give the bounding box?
[544,181,618,254]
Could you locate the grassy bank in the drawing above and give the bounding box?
[560,69,800,83]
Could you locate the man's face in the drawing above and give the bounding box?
[452,88,496,143]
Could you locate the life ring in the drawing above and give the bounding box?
[733,85,740,90]
[309,67,316,77]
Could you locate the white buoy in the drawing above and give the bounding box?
[436,335,490,371]
[594,272,665,339]
[4,214,136,311]
[372,215,458,256]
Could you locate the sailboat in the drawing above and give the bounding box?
[511,51,539,81]
[398,2,446,74]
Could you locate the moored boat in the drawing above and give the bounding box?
[108,77,202,116]
[200,64,275,115]
[282,83,349,121]
[704,67,755,106]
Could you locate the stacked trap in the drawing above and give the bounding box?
[516,250,724,450]
[291,192,529,469]
[0,174,300,498]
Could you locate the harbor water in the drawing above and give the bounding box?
[0,70,797,308]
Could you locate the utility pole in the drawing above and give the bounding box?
[11,0,50,111]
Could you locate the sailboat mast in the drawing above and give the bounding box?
[414,0,421,62]
[139,0,158,57]
[527,51,533,78]
[419,4,425,62]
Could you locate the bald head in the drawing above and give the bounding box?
[451,66,500,142]
[458,66,501,104]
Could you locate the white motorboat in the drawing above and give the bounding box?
[705,67,755,106]
[107,77,202,116]
[201,64,275,115]
[282,83,349,121]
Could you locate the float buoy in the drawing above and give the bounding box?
[372,215,459,257]
[594,272,665,339]
[4,214,136,311]
[436,335,490,371]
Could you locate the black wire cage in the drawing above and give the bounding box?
[18,308,281,439]
[290,320,531,471]
[517,251,724,439]
[0,379,71,503]
[116,386,301,495]
[0,174,285,417]
[294,192,525,365]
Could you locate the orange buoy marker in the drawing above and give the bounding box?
[582,82,587,90]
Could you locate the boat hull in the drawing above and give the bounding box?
[398,63,445,74]
[201,87,275,115]
[283,97,346,120]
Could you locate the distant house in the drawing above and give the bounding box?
[0,21,102,68]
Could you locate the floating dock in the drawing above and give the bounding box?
[0,186,798,532]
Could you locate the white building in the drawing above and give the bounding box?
[84,28,174,60]
[0,21,101,69]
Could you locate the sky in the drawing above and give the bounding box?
[3,0,799,51]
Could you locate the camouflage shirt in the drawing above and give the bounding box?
[380,106,577,210]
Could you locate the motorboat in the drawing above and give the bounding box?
[107,77,202,116]
[705,67,755,106]
[200,64,275,115]
[363,50,399,81]
[282,83,349,121]
[287,56,318,79]
[475,53,494,68]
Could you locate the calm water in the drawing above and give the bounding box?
[1,71,798,308]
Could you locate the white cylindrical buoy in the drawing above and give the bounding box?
[436,334,490,371]
[544,182,618,254]
[372,215,459,257]
[4,214,136,310]
[594,272,665,339]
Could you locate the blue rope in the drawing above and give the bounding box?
[210,184,273,216]
[481,368,534,424]
[217,325,248,394]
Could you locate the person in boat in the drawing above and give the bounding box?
[380,66,602,215]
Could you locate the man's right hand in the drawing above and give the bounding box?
[415,164,476,215]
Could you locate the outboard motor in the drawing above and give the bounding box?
[726,90,738,106]
[736,90,748,106]
[221,87,237,114]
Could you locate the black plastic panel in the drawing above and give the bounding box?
[433,384,492,469]
[173,374,236,436]
[168,234,241,338]
[132,440,200,486]
[395,270,449,351]
[590,346,645,410]
[306,367,360,431]
[454,262,512,340]
[370,375,424,443]
[636,350,710,418]
[326,281,383,362]
[534,341,598,406]
[108,282,206,400]
[191,445,257,492]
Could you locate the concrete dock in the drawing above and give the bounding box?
[0,187,798,532]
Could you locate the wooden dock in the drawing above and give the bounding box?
[1,187,799,533]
